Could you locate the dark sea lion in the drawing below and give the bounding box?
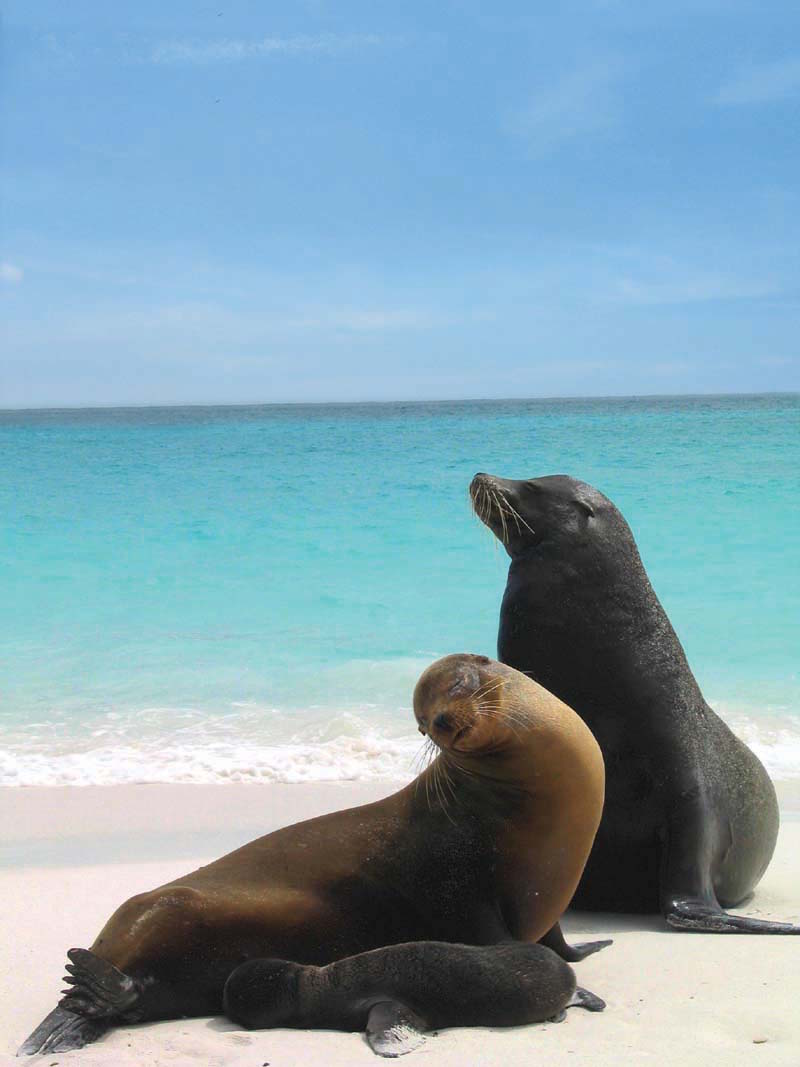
[471,471,799,934]
[223,940,605,1057]
[19,654,608,1056]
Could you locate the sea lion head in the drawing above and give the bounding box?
[413,653,522,755]
[223,958,302,1029]
[470,472,627,561]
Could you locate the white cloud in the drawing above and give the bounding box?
[612,274,775,305]
[6,301,446,353]
[715,56,800,105]
[325,309,445,331]
[759,355,795,368]
[151,33,386,65]
[1,262,23,284]
[504,59,626,154]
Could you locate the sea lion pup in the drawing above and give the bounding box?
[223,940,605,1057]
[19,654,608,1056]
[471,472,798,934]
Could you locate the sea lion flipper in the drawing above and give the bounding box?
[539,921,613,961]
[59,947,142,1017]
[567,987,606,1012]
[16,1006,109,1056]
[665,899,800,934]
[365,1000,428,1058]
[18,950,140,1055]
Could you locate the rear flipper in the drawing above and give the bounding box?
[665,899,800,934]
[17,948,142,1056]
[539,921,613,962]
[566,986,606,1012]
[365,1000,428,1058]
[661,793,800,934]
[16,1007,109,1056]
[59,947,141,1016]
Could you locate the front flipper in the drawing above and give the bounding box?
[665,899,800,934]
[17,1007,109,1056]
[566,986,606,1012]
[539,921,613,962]
[365,1001,428,1058]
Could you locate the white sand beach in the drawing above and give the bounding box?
[1,783,798,1067]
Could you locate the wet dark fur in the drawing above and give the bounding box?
[223,940,604,1054]
[471,472,797,933]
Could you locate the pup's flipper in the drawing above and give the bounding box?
[366,1000,428,1058]
[566,986,606,1012]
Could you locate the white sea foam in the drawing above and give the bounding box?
[0,734,422,787]
[712,704,800,783]
[1,700,798,787]
[0,703,424,787]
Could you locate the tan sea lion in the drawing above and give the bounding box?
[19,654,607,1056]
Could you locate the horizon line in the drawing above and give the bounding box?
[1,389,798,416]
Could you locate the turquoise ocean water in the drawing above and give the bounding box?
[1,395,798,786]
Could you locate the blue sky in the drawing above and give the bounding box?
[2,1,799,406]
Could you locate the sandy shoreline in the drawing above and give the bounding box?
[2,783,799,1066]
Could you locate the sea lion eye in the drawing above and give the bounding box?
[575,499,594,518]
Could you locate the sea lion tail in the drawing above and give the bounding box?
[17,948,141,1056]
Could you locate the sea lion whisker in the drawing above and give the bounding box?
[429,759,440,812]
[470,676,508,702]
[473,482,492,518]
[499,495,535,536]
[470,485,491,528]
[437,753,460,807]
[471,675,506,697]
[481,485,494,524]
[475,703,531,736]
[472,487,501,550]
[491,489,509,543]
[475,708,524,738]
[445,753,480,779]
[429,756,455,824]
[435,760,458,824]
[495,490,522,534]
[411,740,429,774]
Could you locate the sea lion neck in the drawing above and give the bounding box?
[502,548,703,719]
[416,711,599,817]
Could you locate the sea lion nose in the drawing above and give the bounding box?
[433,713,453,732]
